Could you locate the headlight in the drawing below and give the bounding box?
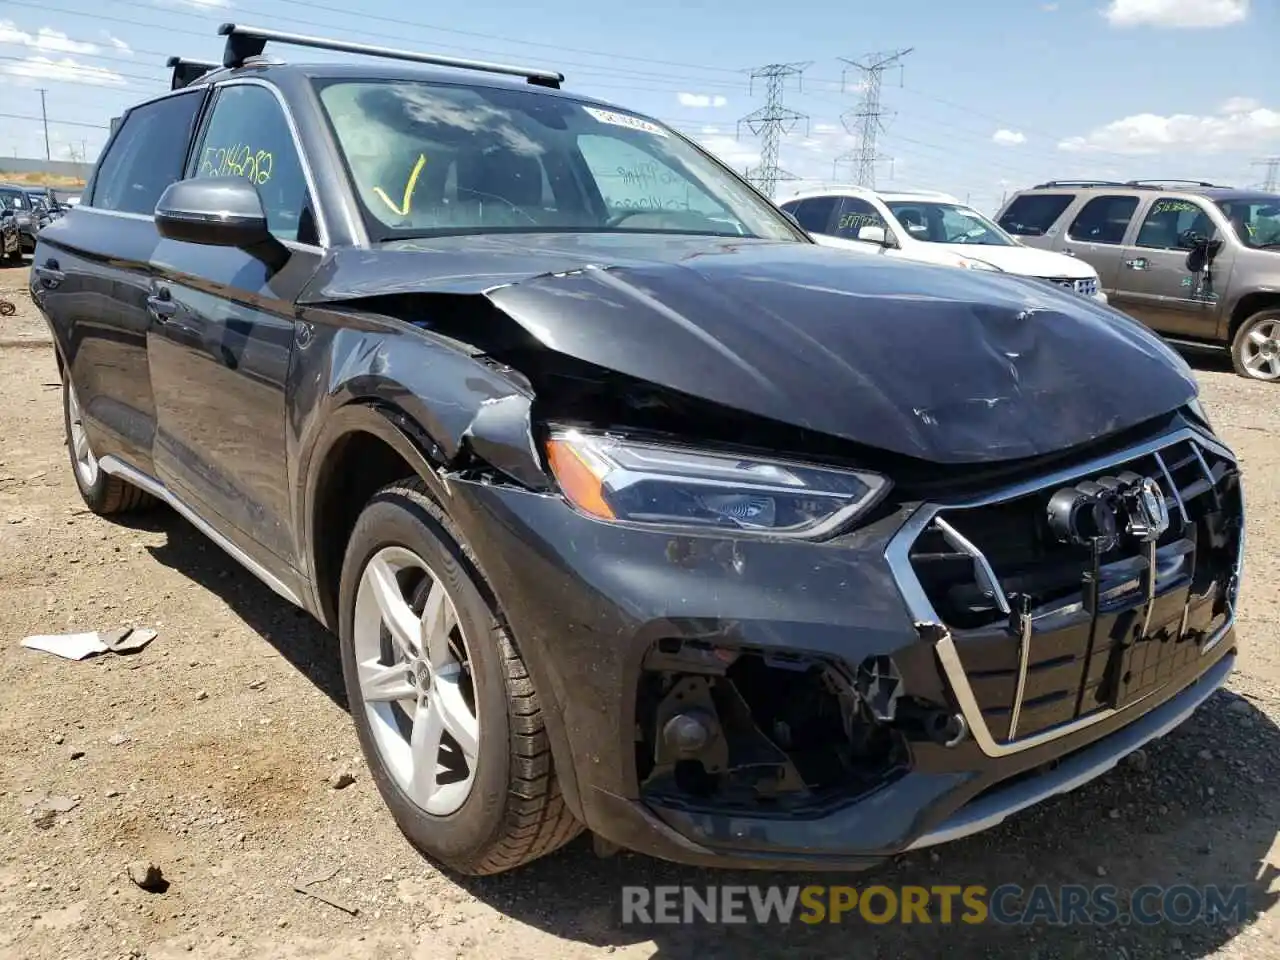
[544,428,890,539]
[955,256,1001,272]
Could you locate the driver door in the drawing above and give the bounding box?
[1111,196,1236,339]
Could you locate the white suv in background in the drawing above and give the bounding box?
[779,186,1108,303]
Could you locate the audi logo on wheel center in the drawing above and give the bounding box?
[1046,473,1172,552]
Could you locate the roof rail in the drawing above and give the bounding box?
[166,56,221,90]
[1031,179,1127,189]
[1124,179,1228,188]
[216,23,565,88]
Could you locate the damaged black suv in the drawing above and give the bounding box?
[32,25,1245,875]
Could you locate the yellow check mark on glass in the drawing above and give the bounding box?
[373,153,426,216]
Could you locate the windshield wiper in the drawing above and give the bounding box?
[1256,241,1280,250]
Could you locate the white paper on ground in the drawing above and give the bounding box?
[20,631,110,660]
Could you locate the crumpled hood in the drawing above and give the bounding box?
[301,233,1197,464]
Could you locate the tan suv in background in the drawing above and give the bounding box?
[995,180,1280,382]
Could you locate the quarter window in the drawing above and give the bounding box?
[89,92,203,215]
[1067,196,1138,245]
[190,84,316,244]
[998,193,1074,237]
[832,197,888,241]
[785,196,839,233]
[1134,198,1216,251]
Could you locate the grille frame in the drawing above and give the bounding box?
[885,425,1244,759]
[1041,276,1100,298]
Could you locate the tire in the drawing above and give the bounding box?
[1230,310,1280,382]
[337,478,581,875]
[61,375,154,515]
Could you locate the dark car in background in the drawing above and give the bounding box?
[30,25,1245,876]
[0,182,38,260]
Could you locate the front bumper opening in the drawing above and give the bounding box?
[634,639,912,815]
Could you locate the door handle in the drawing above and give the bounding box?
[146,287,177,322]
[33,258,64,288]
[1124,257,1150,271]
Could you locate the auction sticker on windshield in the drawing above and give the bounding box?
[584,106,669,138]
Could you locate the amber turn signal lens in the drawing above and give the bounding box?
[546,438,616,520]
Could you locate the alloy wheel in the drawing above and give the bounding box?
[352,545,480,816]
[66,383,100,488]
[1240,318,1280,382]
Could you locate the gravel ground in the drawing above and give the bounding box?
[1,262,1278,960]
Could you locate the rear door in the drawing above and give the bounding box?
[147,79,325,565]
[1057,194,1141,293]
[31,90,205,476]
[1111,196,1235,339]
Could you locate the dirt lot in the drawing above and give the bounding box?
[1,261,1278,959]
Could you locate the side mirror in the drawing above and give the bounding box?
[155,177,273,249]
[857,224,889,245]
[1185,237,1224,274]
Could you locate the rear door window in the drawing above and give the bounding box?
[998,193,1075,237]
[1067,196,1139,245]
[89,91,203,215]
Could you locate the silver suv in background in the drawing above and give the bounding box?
[995,180,1280,382]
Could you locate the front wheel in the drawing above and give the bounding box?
[1231,310,1280,382]
[337,479,581,875]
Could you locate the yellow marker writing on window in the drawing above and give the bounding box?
[373,153,426,217]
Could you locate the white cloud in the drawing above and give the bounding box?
[0,21,100,54]
[677,92,728,109]
[812,122,839,134]
[32,28,98,55]
[694,133,758,171]
[154,0,231,8]
[992,128,1027,145]
[700,125,719,134]
[1042,2,1060,9]
[104,33,132,54]
[1221,96,1261,114]
[1059,101,1280,154]
[1103,0,1248,28]
[0,55,127,87]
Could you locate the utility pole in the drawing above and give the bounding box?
[1252,156,1280,192]
[37,88,51,160]
[736,62,811,200]
[833,49,912,187]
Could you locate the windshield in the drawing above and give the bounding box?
[884,200,1015,246]
[314,79,803,242]
[1217,196,1280,250]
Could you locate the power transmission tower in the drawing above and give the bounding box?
[736,62,810,199]
[1253,156,1280,192]
[833,49,912,187]
[37,88,50,161]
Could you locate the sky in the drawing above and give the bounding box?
[0,0,1276,213]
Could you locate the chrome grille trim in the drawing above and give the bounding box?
[884,425,1243,759]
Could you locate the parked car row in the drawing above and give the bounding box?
[0,182,79,262]
[779,179,1280,383]
[29,25,1245,879]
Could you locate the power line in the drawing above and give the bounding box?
[737,63,810,199]
[0,110,111,131]
[833,49,911,187]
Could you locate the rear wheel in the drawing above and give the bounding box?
[1231,310,1280,382]
[62,376,153,514]
[337,478,581,875]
